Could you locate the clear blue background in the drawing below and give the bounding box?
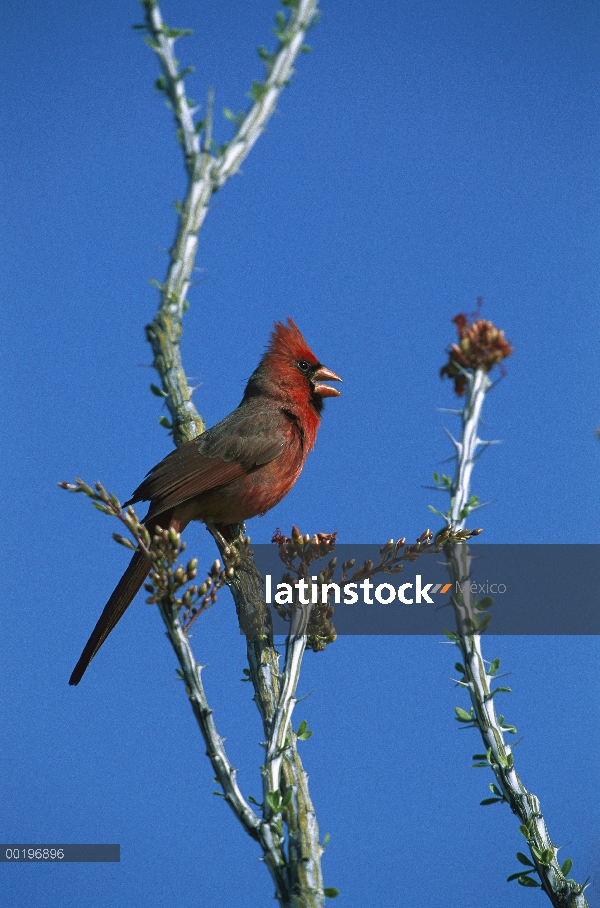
[3,1,600,905]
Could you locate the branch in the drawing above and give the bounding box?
[438,354,588,906]
[128,6,325,902]
[212,0,320,190]
[209,524,326,907]
[140,0,320,445]
[59,479,298,901]
[156,589,293,901]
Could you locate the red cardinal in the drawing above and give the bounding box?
[69,318,341,685]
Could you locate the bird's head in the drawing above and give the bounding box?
[253,318,342,414]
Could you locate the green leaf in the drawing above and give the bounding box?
[150,383,166,397]
[266,791,281,812]
[223,108,244,127]
[281,790,292,808]
[561,858,573,876]
[480,797,503,805]
[322,833,331,847]
[506,870,536,883]
[296,719,313,740]
[490,783,502,796]
[477,596,494,610]
[519,824,532,839]
[488,657,500,675]
[162,26,193,38]
[248,79,267,102]
[516,852,535,867]
[475,613,492,632]
[455,662,466,674]
[323,888,339,899]
[248,796,260,806]
[518,876,540,888]
[489,686,512,697]
[454,707,473,722]
[158,416,172,429]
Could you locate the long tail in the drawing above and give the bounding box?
[69,550,150,686]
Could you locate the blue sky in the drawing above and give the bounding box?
[3,1,600,905]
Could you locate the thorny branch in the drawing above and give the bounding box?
[132,3,326,903]
[138,0,320,446]
[436,312,588,907]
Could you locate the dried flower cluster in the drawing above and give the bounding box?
[58,478,243,632]
[441,309,513,396]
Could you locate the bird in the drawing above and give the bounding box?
[69,318,341,685]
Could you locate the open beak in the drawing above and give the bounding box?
[313,365,342,397]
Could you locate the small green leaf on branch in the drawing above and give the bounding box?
[266,791,282,813]
[517,876,540,887]
[296,719,313,741]
[455,706,474,723]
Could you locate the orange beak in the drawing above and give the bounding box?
[313,365,342,397]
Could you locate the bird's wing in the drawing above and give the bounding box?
[126,405,288,518]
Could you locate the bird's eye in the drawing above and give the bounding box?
[297,359,311,373]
